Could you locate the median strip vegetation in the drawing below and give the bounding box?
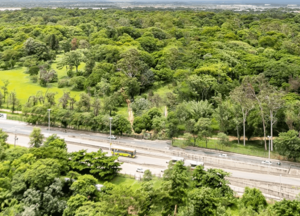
[1,128,300,215]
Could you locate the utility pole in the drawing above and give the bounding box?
[109,117,113,156]
[47,109,51,131]
[267,136,271,160]
[14,129,18,147]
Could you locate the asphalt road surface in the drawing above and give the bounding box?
[5,132,300,187]
[0,119,297,169]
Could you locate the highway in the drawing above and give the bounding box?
[5,132,300,187]
[0,119,296,169]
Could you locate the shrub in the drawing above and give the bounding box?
[58,79,70,88]
[143,170,153,181]
[28,66,39,75]
[241,187,267,212]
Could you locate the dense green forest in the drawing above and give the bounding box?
[1,128,300,215]
[1,8,300,159]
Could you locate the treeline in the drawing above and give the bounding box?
[0,129,300,215]
[1,8,300,157]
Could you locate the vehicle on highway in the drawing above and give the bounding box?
[261,160,272,165]
[108,135,117,140]
[111,146,136,158]
[136,167,144,173]
[219,154,228,158]
[95,184,104,191]
[166,156,185,164]
[189,161,204,169]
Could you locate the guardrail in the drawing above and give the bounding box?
[9,132,300,177]
[227,177,298,200]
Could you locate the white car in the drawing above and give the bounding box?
[219,154,228,158]
[136,168,144,173]
[95,184,104,191]
[262,160,272,165]
[107,135,117,140]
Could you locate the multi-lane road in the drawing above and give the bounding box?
[3,127,300,187]
[0,119,298,169]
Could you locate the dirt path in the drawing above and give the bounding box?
[0,109,22,114]
[164,106,168,117]
[126,99,134,129]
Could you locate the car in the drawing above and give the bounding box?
[261,160,272,165]
[136,167,144,173]
[107,135,117,140]
[219,154,228,158]
[95,184,104,191]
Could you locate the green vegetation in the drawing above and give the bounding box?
[1,8,300,161]
[1,129,300,215]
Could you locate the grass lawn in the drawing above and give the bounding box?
[116,105,129,118]
[173,138,287,160]
[0,57,85,105]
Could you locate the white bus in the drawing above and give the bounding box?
[189,161,204,169]
[166,156,185,164]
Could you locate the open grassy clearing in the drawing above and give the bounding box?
[0,58,85,105]
[173,138,289,160]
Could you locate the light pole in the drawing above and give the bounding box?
[109,117,113,155]
[14,129,18,147]
[47,109,51,131]
[267,135,271,160]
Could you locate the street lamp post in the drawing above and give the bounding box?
[47,109,51,131]
[109,117,113,155]
[14,129,18,147]
[267,136,271,160]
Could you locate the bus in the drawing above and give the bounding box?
[189,161,204,169]
[111,146,136,158]
[166,157,185,164]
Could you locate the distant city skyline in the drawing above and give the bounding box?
[3,0,299,3]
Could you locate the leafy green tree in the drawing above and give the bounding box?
[195,117,212,148]
[112,115,131,135]
[43,134,65,147]
[22,178,67,215]
[70,174,98,197]
[131,98,151,115]
[63,194,88,216]
[74,202,104,216]
[241,187,267,213]
[125,77,140,101]
[1,80,9,104]
[185,187,220,216]
[71,76,86,90]
[8,91,19,113]
[117,49,146,78]
[0,129,8,143]
[100,186,138,216]
[103,96,118,116]
[76,93,91,112]
[230,85,255,146]
[143,170,153,181]
[193,167,232,196]
[159,161,189,216]
[29,127,44,148]
[272,199,300,216]
[275,130,300,161]
[217,132,229,149]
[24,158,62,190]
